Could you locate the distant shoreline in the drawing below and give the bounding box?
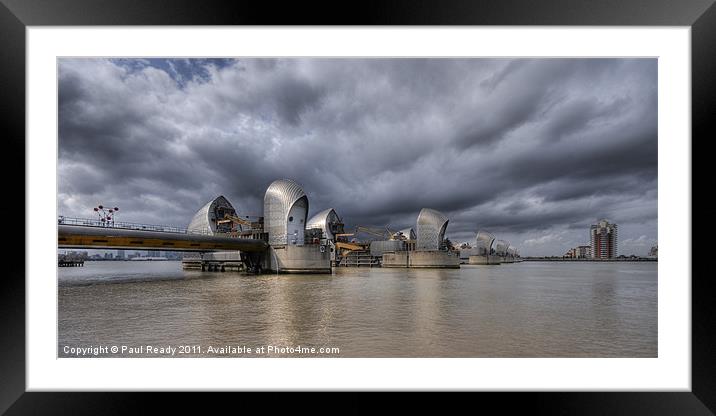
[523,258,657,262]
[83,259,182,262]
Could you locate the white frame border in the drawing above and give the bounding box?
[27,27,690,391]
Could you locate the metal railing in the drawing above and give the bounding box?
[58,216,216,236]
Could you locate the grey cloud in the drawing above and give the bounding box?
[58,58,658,255]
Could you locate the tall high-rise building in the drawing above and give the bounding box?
[590,219,618,259]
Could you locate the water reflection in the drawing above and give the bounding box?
[58,261,657,357]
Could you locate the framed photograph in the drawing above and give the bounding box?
[3,0,710,412]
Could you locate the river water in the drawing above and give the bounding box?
[58,261,657,357]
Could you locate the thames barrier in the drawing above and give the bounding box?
[58,178,519,274]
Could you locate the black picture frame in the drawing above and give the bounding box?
[2,0,711,413]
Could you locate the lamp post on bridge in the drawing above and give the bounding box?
[93,204,119,227]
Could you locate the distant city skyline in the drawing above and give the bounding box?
[58,58,657,256]
[59,249,184,260]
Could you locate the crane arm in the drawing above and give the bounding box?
[355,226,390,238]
[217,214,252,227]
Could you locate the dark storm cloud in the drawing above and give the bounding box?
[58,58,658,255]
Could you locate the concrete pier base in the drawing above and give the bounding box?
[468,255,501,265]
[268,244,331,274]
[382,250,460,268]
[409,250,460,268]
[382,251,409,267]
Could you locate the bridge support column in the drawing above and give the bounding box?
[241,251,267,274]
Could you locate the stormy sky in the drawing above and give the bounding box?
[58,58,657,256]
